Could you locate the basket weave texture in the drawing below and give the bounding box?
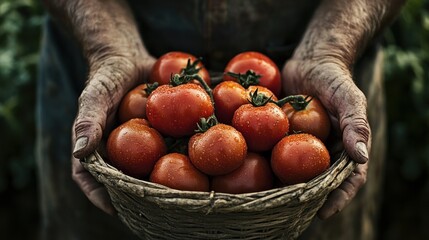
[83,150,355,240]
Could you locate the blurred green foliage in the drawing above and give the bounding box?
[383,0,429,184]
[0,0,43,191]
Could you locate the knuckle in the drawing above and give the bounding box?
[74,119,98,135]
[341,114,371,141]
[73,119,104,146]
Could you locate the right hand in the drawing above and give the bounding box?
[282,56,370,219]
[71,54,156,214]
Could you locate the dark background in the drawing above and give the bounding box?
[0,0,428,239]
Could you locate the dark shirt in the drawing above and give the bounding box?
[128,0,321,70]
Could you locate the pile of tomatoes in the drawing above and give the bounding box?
[106,51,332,194]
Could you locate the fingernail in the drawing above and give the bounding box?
[355,142,369,163]
[73,137,88,155]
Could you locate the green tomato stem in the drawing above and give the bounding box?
[190,74,215,107]
[144,82,159,95]
[195,115,218,133]
[226,70,261,88]
[274,95,310,110]
[248,89,273,107]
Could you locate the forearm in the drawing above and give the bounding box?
[42,0,151,68]
[294,0,406,68]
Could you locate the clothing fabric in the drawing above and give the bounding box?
[128,0,321,70]
[36,1,385,239]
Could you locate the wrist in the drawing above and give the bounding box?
[45,0,151,71]
[292,0,405,69]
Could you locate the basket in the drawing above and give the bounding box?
[82,148,356,240]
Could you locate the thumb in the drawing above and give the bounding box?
[282,59,371,164]
[327,76,371,164]
[72,57,139,159]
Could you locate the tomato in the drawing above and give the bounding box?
[149,51,211,86]
[232,92,289,152]
[146,83,214,138]
[188,123,247,176]
[211,152,273,194]
[213,81,247,124]
[149,153,209,192]
[106,118,167,179]
[281,95,331,142]
[213,81,277,125]
[223,51,281,97]
[271,133,330,185]
[117,83,152,123]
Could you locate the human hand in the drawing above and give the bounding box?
[282,57,371,219]
[42,0,159,214]
[71,55,156,214]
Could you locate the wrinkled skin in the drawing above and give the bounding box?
[44,0,157,215]
[284,56,371,219]
[44,0,405,218]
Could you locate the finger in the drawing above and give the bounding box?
[73,57,138,159]
[337,89,371,164]
[317,163,368,219]
[324,76,371,164]
[282,60,371,164]
[71,156,116,215]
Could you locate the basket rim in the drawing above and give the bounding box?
[82,150,356,213]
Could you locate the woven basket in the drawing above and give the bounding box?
[82,148,356,240]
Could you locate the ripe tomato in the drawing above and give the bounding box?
[211,152,273,194]
[281,95,331,142]
[213,81,277,125]
[149,51,211,86]
[188,123,247,176]
[146,83,214,138]
[232,94,289,152]
[271,133,330,185]
[223,51,281,97]
[106,118,167,178]
[149,153,209,192]
[118,84,150,123]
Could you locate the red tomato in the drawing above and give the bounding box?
[149,153,209,192]
[232,101,289,152]
[271,133,330,185]
[213,81,277,125]
[188,124,247,176]
[149,51,211,86]
[281,95,331,142]
[106,118,167,178]
[224,51,281,97]
[146,83,214,138]
[211,152,273,194]
[118,84,150,123]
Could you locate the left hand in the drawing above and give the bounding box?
[282,57,371,219]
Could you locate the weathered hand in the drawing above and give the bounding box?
[42,0,159,213]
[282,57,371,219]
[71,55,155,214]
